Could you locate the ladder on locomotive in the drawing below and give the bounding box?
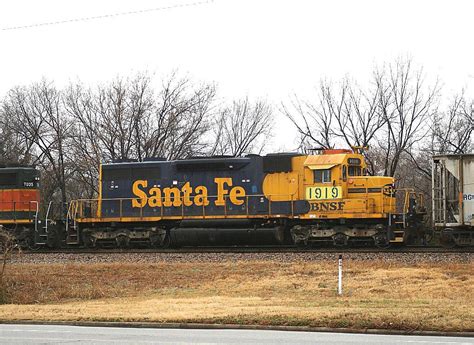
[34,201,54,246]
[9,200,47,246]
[65,201,80,245]
[30,201,48,246]
[393,190,424,228]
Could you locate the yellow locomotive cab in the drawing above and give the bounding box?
[262,150,396,218]
[261,148,402,246]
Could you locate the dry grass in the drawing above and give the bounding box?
[0,260,472,331]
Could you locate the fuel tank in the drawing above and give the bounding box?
[169,220,285,246]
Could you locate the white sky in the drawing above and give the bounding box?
[1,0,473,151]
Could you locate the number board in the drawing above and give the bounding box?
[306,186,342,200]
[348,158,361,165]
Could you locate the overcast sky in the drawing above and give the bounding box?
[1,0,473,151]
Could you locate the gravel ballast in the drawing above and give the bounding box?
[11,252,474,265]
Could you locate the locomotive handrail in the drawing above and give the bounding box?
[224,195,227,219]
[69,192,299,221]
[66,200,78,236]
[44,201,54,234]
[31,201,39,234]
[68,188,407,221]
[68,187,414,221]
[71,192,298,203]
[119,199,123,221]
[366,177,369,213]
[383,187,420,228]
[71,194,296,203]
[397,188,416,213]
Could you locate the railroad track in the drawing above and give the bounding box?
[23,246,474,254]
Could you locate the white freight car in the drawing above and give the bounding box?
[432,154,474,246]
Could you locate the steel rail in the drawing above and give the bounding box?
[22,246,474,255]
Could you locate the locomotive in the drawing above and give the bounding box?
[0,166,42,247]
[1,148,428,248]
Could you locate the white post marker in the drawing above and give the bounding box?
[338,254,343,295]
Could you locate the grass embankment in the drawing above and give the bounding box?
[0,259,472,331]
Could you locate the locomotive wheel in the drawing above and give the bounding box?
[82,232,96,248]
[13,227,37,251]
[374,233,391,249]
[440,229,456,248]
[25,237,40,251]
[47,229,60,248]
[116,234,130,248]
[333,233,348,247]
[150,232,170,248]
[424,231,433,245]
[295,240,309,248]
[20,229,39,251]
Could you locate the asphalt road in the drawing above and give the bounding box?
[0,324,472,345]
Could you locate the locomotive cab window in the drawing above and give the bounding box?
[348,166,362,176]
[342,165,347,181]
[0,173,17,187]
[314,169,331,183]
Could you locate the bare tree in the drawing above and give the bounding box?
[65,74,155,197]
[0,118,33,165]
[211,97,273,156]
[2,80,73,212]
[65,72,217,196]
[374,59,440,177]
[281,81,339,150]
[331,79,385,174]
[64,83,103,198]
[0,227,18,286]
[282,58,440,178]
[401,93,474,182]
[94,78,140,161]
[281,78,386,174]
[432,93,473,154]
[140,73,216,160]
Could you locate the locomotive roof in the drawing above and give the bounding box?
[103,156,251,168]
[304,153,347,166]
[102,153,305,168]
[0,166,37,172]
[433,153,474,160]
